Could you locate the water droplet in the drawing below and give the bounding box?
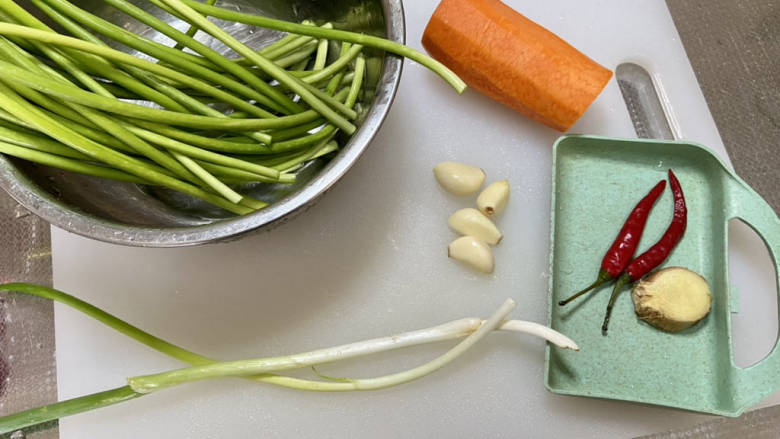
[10,430,25,439]
[8,336,14,343]
[656,160,664,168]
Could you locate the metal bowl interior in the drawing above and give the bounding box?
[0,0,404,246]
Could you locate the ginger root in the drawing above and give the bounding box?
[631,267,712,332]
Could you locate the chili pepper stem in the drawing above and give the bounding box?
[558,270,613,306]
[601,273,632,333]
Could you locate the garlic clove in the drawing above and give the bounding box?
[477,180,510,217]
[448,236,494,274]
[433,161,486,196]
[448,208,502,245]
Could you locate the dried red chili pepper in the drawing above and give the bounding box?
[558,179,667,306]
[602,169,687,333]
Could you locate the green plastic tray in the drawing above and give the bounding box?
[545,135,780,417]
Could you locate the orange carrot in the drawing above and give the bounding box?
[422,0,613,131]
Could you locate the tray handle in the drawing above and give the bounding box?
[729,183,780,411]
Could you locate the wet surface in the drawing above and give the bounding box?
[667,0,780,213]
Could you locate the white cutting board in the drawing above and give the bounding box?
[51,1,780,437]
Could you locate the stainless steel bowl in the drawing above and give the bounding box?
[0,0,404,246]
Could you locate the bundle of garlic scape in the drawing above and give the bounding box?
[434,161,510,274]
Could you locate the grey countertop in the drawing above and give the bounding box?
[667,0,779,213]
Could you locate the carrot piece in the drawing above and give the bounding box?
[422,0,613,131]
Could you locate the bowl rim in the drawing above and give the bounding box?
[0,0,406,247]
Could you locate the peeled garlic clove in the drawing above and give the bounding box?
[477,180,510,217]
[433,161,486,196]
[448,236,494,274]
[448,208,502,245]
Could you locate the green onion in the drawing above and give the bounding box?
[0,386,143,435]
[127,299,516,393]
[0,283,581,433]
